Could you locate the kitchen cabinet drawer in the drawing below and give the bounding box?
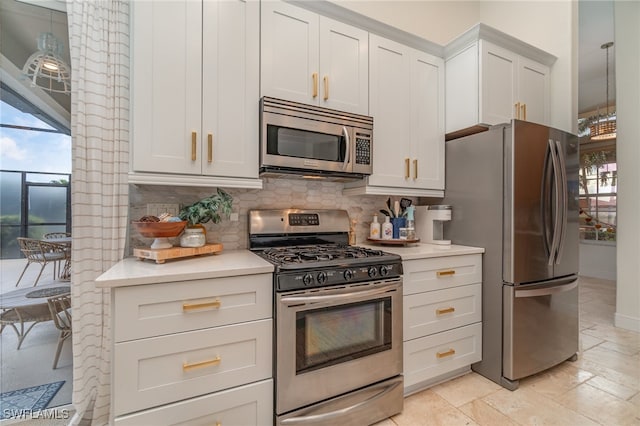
[113,319,272,416]
[403,254,481,295]
[113,274,272,342]
[114,379,273,426]
[404,283,481,340]
[404,322,482,388]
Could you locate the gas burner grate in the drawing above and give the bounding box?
[261,244,388,265]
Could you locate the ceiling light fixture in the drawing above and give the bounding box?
[589,41,616,141]
[22,12,71,95]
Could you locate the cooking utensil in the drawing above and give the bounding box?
[393,201,400,218]
[386,198,394,217]
[400,198,412,210]
[379,209,390,217]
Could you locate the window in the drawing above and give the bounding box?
[578,144,617,242]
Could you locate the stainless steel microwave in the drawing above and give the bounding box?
[260,97,373,181]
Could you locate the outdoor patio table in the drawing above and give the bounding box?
[0,283,70,349]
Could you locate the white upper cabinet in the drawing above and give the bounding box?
[261,1,369,115]
[344,35,444,197]
[130,0,261,188]
[445,24,555,139]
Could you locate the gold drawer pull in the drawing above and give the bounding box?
[207,133,213,163]
[312,73,319,98]
[413,159,418,179]
[215,423,221,426]
[436,307,455,315]
[521,103,527,121]
[323,75,329,100]
[405,158,410,179]
[436,348,456,359]
[182,299,221,311]
[437,270,456,277]
[191,131,197,161]
[183,356,221,372]
[515,102,520,119]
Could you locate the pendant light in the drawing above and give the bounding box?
[22,12,71,95]
[589,41,616,141]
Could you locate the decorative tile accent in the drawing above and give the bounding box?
[128,179,417,251]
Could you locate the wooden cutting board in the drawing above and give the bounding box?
[133,243,223,264]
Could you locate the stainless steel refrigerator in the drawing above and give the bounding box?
[443,119,579,390]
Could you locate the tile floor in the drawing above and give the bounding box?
[376,276,640,426]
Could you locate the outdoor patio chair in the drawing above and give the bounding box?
[43,232,72,280]
[15,238,67,287]
[47,292,72,369]
[0,304,52,349]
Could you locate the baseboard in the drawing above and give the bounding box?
[614,312,640,332]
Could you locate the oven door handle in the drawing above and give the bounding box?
[280,284,399,306]
[280,378,401,425]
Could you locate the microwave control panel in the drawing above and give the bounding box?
[355,133,372,165]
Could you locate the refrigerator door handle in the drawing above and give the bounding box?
[547,139,562,266]
[514,279,578,298]
[541,143,554,260]
[555,140,569,265]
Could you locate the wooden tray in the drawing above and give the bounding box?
[133,243,223,264]
[366,238,420,246]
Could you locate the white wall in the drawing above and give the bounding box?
[614,1,640,332]
[579,242,616,280]
[336,1,480,45]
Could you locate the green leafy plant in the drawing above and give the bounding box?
[178,188,233,226]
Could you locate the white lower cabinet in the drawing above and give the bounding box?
[114,379,273,426]
[109,273,273,424]
[402,254,482,393]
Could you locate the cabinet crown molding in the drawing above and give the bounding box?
[444,23,557,66]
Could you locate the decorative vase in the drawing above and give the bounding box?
[180,227,206,247]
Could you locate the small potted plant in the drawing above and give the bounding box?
[178,188,233,247]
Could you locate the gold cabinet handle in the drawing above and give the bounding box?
[436,348,456,359]
[413,159,418,180]
[521,103,527,121]
[405,158,410,179]
[207,133,213,163]
[514,102,520,119]
[436,307,456,316]
[323,76,329,100]
[215,423,221,426]
[191,131,197,161]
[436,270,456,277]
[183,298,221,311]
[312,73,318,98]
[183,356,221,372]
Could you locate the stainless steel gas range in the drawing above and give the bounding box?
[249,209,404,426]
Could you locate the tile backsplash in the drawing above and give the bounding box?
[129,178,414,252]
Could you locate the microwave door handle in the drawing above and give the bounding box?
[342,126,350,171]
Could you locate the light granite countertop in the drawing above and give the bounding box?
[95,249,273,288]
[360,242,484,260]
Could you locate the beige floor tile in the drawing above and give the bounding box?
[630,392,640,407]
[430,372,502,408]
[599,339,640,356]
[371,419,396,426]
[555,382,640,425]
[581,345,640,378]
[391,389,478,426]
[519,362,594,398]
[582,324,640,350]
[458,399,519,426]
[580,332,605,352]
[586,375,638,401]
[574,357,640,391]
[482,387,599,425]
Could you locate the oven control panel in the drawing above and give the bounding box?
[277,262,403,292]
[288,213,319,226]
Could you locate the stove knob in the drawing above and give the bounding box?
[380,265,389,276]
[317,271,327,284]
[303,273,314,286]
[368,266,378,278]
[344,269,354,281]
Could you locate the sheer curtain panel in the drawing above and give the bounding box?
[66,1,130,424]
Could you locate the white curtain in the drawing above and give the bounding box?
[66,1,129,424]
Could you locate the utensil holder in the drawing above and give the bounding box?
[391,217,406,239]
